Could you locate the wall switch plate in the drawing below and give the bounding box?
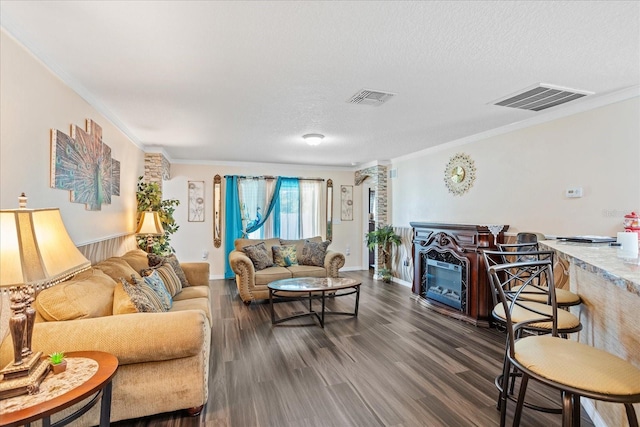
[565,187,583,198]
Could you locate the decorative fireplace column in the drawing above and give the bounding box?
[144,153,171,191]
[410,222,509,327]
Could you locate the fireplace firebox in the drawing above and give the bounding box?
[411,222,508,327]
[422,251,467,311]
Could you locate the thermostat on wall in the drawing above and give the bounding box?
[565,187,583,198]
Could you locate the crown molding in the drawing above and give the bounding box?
[170,158,356,172]
[1,24,144,150]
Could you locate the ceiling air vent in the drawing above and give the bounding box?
[347,89,396,106]
[491,83,593,112]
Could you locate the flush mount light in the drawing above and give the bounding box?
[303,134,324,146]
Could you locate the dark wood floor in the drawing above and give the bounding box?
[115,271,594,427]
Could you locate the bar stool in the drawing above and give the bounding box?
[483,249,582,417]
[488,259,640,427]
[496,243,582,308]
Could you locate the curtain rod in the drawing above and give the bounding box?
[224,175,325,182]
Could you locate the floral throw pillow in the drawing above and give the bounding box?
[300,240,330,267]
[272,245,298,267]
[242,242,274,271]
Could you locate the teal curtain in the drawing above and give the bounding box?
[224,176,242,279]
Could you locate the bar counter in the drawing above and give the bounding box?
[539,239,640,427]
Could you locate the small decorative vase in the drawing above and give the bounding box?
[51,360,67,374]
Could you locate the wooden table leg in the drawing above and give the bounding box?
[355,285,360,316]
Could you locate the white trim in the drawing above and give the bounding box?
[342,266,365,272]
[392,86,640,164]
[75,231,133,247]
[170,157,355,171]
[392,277,412,288]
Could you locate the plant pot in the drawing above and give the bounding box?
[51,360,67,374]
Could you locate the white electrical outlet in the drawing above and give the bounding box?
[565,187,583,198]
[202,250,209,259]
[345,245,350,256]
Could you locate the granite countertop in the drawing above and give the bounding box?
[540,240,640,296]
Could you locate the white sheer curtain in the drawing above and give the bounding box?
[239,177,278,238]
[300,180,322,238]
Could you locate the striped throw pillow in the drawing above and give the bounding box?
[142,263,182,297]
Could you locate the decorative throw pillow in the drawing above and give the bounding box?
[142,270,172,311]
[242,242,274,271]
[300,240,331,267]
[272,245,298,267]
[117,277,159,313]
[141,263,182,297]
[35,269,116,321]
[147,253,190,287]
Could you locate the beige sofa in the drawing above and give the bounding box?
[229,236,345,304]
[0,249,211,426]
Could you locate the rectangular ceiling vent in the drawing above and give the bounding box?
[491,83,593,112]
[347,89,396,106]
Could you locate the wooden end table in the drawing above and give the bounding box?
[268,277,361,328]
[0,351,118,427]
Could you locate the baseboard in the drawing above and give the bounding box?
[392,277,412,288]
[341,266,365,272]
[581,399,608,427]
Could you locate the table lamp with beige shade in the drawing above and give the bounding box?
[135,210,164,253]
[0,194,91,398]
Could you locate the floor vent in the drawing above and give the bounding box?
[347,89,396,106]
[491,83,593,111]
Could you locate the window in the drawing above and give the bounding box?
[247,178,322,240]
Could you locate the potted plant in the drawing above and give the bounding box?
[136,177,180,255]
[49,352,67,374]
[366,224,402,283]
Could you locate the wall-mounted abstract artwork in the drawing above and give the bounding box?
[188,181,205,222]
[50,119,120,211]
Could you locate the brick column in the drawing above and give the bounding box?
[143,153,171,191]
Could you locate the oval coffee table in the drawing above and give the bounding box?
[268,277,361,328]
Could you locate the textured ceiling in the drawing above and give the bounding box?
[1,1,639,167]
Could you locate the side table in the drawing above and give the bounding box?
[0,351,118,427]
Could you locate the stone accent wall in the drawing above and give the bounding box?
[355,165,389,278]
[144,153,170,190]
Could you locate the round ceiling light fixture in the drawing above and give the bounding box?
[303,133,324,146]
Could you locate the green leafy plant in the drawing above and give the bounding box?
[49,352,65,365]
[136,176,180,255]
[366,224,402,281]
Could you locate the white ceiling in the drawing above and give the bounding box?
[1,1,639,167]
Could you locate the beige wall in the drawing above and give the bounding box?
[391,97,640,237]
[163,163,362,278]
[0,30,144,245]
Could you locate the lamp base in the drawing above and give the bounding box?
[0,353,50,399]
[1,351,43,380]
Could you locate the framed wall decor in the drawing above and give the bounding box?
[213,175,222,247]
[340,185,353,221]
[188,181,205,222]
[326,179,333,241]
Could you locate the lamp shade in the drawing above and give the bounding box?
[0,208,91,289]
[135,211,164,235]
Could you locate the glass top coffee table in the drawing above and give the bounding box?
[268,277,361,328]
